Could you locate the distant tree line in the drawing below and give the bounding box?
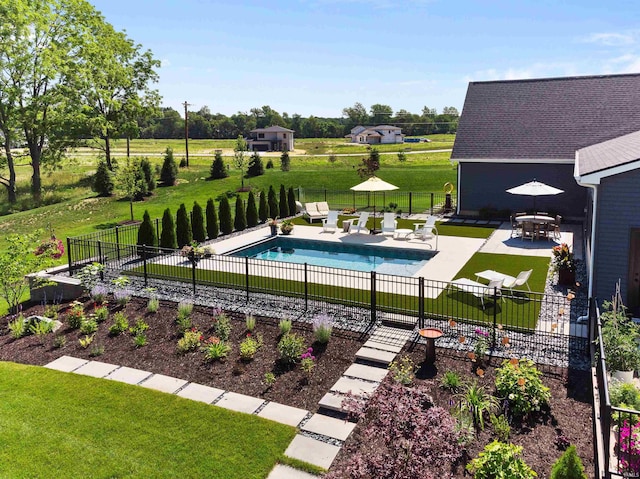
[138,103,459,140]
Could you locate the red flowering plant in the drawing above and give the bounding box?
[552,243,574,272]
[35,235,65,259]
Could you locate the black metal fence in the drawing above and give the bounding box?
[67,237,588,365]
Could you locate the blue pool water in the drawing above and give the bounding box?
[228,237,434,276]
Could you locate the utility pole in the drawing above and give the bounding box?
[183,101,192,167]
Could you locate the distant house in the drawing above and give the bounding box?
[346,125,404,144]
[452,73,640,313]
[246,126,294,152]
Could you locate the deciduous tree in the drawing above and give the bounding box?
[233,135,247,189]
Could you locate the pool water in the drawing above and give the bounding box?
[228,237,434,276]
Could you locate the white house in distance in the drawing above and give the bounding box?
[346,125,404,144]
[246,126,294,152]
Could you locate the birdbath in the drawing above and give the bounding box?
[419,328,443,365]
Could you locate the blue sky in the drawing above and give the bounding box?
[91,0,640,117]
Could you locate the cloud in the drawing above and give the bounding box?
[464,62,581,83]
[580,32,636,47]
[602,54,640,74]
[160,58,171,68]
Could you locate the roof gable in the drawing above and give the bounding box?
[251,125,294,133]
[452,73,640,161]
[576,129,640,177]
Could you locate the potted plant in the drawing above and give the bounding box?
[601,295,640,383]
[268,217,279,236]
[552,243,575,285]
[280,219,294,235]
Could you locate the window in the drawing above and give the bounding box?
[258,133,264,139]
[283,134,287,138]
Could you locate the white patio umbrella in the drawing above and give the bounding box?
[351,176,399,233]
[506,179,564,212]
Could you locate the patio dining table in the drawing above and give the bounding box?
[515,215,555,241]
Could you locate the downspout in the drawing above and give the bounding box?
[456,162,461,215]
[574,151,598,299]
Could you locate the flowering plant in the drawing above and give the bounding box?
[552,243,574,272]
[619,421,640,473]
[267,217,279,226]
[35,235,64,259]
[301,347,316,375]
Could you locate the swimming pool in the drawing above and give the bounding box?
[228,237,434,276]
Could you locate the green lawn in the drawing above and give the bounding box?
[0,362,296,478]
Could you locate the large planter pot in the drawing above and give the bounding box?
[612,370,635,383]
[558,268,575,285]
[269,225,278,236]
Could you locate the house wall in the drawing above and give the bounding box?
[458,162,587,218]
[593,168,640,306]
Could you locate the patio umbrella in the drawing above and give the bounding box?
[351,176,399,233]
[506,179,564,212]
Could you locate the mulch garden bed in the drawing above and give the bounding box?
[329,345,595,478]
[0,296,364,411]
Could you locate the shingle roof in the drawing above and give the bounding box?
[451,73,640,161]
[250,125,294,133]
[576,129,640,177]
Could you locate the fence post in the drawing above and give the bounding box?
[492,287,498,349]
[97,241,104,281]
[67,237,73,276]
[370,271,377,326]
[352,191,356,211]
[409,192,413,215]
[143,244,148,287]
[304,263,308,311]
[245,256,250,303]
[155,218,160,242]
[419,277,425,329]
[191,258,197,295]
[115,226,121,261]
[324,189,327,202]
[430,193,434,215]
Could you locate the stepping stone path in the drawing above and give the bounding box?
[43,324,412,477]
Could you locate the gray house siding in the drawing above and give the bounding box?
[458,163,587,218]
[593,168,640,304]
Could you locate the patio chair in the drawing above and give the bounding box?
[322,211,339,232]
[510,215,522,238]
[515,212,527,217]
[536,211,549,216]
[350,212,370,234]
[449,278,504,309]
[380,212,397,235]
[304,202,327,223]
[413,216,439,248]
[316,201,330,216]
[551,215,562,240]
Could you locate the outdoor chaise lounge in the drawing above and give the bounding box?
[322,211,339,232]
[316,201,330,216]
[350,212,370,234]
[449,278,504,309]
[304,202,328,223]
[475,269,532,294]
[413,215,439,249]
[380,212,397,235]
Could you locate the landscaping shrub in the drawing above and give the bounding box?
[495,358,550,418]
[80,318,98,335]
[79,334,95,348]
[258,190,268,223]
[176,203,192,247]
[312,313,333,343]
[137,210,157,250]
[93,159,114,196]
[280,151,290,171]
[147,297,159,313]
[397,151,407,162]
[246,151,264,177]
[139,157,156,193]
[490,414,511,442]
[246,191,258,227]
[209,150,228,179]
[30,320,53,344]
[179,157,187,168]
[159,208,177,249]
[94,305,109,322]
[201,336,231,361]
[466,441,537,479]
[268,185,278,219]
[212,310,232,341]
[191,201,206,242]
[610,381,640,425]
[91,284,108,304]
[550,445,587,479]
[160,147,178,186]
[277,333,305,365]
[388,355,416,386]
[239,334,261,360]
[456,380,498,430]
[205,198,219,239]
[129,318,149,336]
[440,370,462,392]
[326,381,463,479]
[266,158,274,169]
[109,312,129,336]
[219,196,233,235]
[177,300,193,317]
[301,348,316,378]
[8,315,28,339]
[287,186,296,216]
[279,184,288,219]
[234,196,247,231]
[113,288,132,307]
[67,303,85,329]
[278,318,292,335]
[177,328,202,354]
[245,314,256,332]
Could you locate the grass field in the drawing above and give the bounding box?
[0,362,295,478]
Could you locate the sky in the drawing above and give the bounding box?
[91,0,640,118]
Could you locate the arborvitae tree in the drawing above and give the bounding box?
[160,208,177,249]
[160,147,178,186]
[287,186,297,216]
[266,159,274,169]
[550,445,587,479]
[246,191,258,227]
[137,210,157,251]
[246,151,265,177]
[280,150,290,171]
[234,196,247,231]
[219,196,233,235]
[191,201,206,242]
[258,189,269,223]
[206,198,219,239]
[140,157,156,193]
[268,185,278,219]
[176,203,192,247]
[279,184,288,218]
[209,150,228,179]
[93,159,115,196]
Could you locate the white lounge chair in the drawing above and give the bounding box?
[304,202,327,223]
[380,212,397,235]
[350,212,370,234]
[322,211,339,232]
[476,269,532,294]
[450,278,504,309]
[413,216,439,249]
[316,201,330,216]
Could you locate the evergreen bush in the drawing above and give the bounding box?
[550,445,587,479]
[280,150,290,171]
[234,196,247,231]
[137,210,157,251]
[206,198,219,239]
[159,208,177,249]
[279,184,288,218]
[287,186,296,216]
[266,159,274,169]
[268,185,278,219]
[160,147,178,186]
[258,190,269,223]
[209,150,228,179]
[175,203,192,247]
[246,151,264,177]
[191,201,206,242]
[93,159,114,196]
[139,157,156,193]
[246,191,258,227]
[219,196,233,235]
